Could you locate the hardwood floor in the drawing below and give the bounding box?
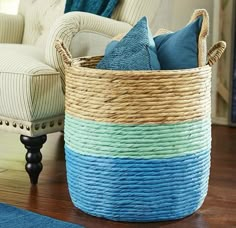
[0,125,236,227]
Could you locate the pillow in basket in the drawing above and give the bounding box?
[103,9,209,70]
[96,17,160,70]
[154,9,209,69]
[104,33,125,55]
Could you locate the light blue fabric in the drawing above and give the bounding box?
[64,0,119,18]
[65,147,210,221]
[0,203,82,228]
[96,17,161,70]
[154,17,203,70]
[65,113,211,158]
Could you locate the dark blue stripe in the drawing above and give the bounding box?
[65,147,210,222]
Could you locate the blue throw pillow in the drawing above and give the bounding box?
[153,17,203,70]
[64,0,119,18]
[96,17,160,70]
[105,40,119,55]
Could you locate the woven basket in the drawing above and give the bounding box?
[56,40,226,222]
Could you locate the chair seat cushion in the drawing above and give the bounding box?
[0,44,64,124]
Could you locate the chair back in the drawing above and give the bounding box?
[111,0,172,33]
[18,0,66,48]
[18,0,171,49]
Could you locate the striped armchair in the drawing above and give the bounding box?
[0,0,169,184]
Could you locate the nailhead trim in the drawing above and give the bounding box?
[0,119,64,131]
[50,121,54,127]
[42,123,46,129]
[35,124,40,130]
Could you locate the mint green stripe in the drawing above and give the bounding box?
[65,114,211,159]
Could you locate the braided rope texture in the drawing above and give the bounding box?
[64,57,212,222]
[66,148,210,222]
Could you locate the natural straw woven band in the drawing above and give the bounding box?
[190,9,209,67]
[65,58,211,124]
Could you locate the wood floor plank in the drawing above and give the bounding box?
[0,126,236,227]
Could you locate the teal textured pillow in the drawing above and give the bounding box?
[96,17,160,70]
[153,17,203,70]
[105,40,119,55]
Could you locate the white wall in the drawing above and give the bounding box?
[169,1,213,29]
[165,0,214,46]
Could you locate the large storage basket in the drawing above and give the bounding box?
[56,41,226,222]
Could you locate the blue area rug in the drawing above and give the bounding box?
[0,203,83,228]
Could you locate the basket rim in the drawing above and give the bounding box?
[69,57,211,75]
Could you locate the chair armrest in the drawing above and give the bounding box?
[0,13,24,43]
[45,11,132,92]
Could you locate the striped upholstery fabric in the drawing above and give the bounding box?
[0,44,64,136]
[0,13,24,43]
[18,0,164,49]
[0,0,166,137]
[111,0,171,34]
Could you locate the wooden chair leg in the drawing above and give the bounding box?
[20,135,47,185]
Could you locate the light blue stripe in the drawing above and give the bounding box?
[65,114,211,158]
[65,147,210,222]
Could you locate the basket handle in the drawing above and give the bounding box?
[54,39,226,68]
[55,40,73,66]
[207,41,226,66]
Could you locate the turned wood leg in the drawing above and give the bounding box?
[20,135,47,185]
